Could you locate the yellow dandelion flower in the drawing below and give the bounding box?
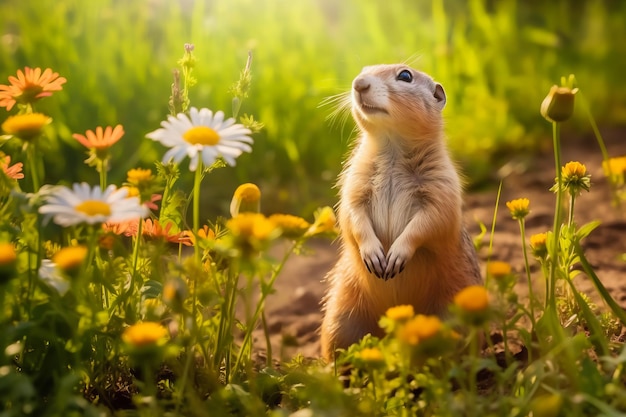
[227,213,279,242]
[123,186,140,198]
[556,161,591,196]
[52,245,88,272]
[268,213,310,239]
[505,198,530,220]
[122,322,168,347]
[385,304,415,321]
[358,347,384,363]
[454,285,489,313]
[0,242,17,266]
[603,156,626,177]
[306,206,338,237]
[127,168,153,186]
[230,183,261,217]
[530,232,548,259]
[486,261,512,278]
[562,161,586,178]
[0,67,66,111]
[2,113,52,141]
[397,314,443,346]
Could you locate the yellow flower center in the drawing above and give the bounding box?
[183,126,220,146]
[1,113,52,140]
[75,200,111,217]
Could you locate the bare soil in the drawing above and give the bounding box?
[253,128,626,361]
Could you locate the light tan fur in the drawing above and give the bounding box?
[321,64,482,360]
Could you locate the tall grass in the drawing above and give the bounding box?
[2,0,626,216]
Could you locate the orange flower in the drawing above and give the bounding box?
[124,219,192,246]
[72,125,124,151]
[0,67,66,111]
[0,154,24,180]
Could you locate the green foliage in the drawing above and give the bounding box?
[3,0,626,213]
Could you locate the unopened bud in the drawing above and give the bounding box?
[541,85,578,123]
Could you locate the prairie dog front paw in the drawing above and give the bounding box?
[384,240,415,280]
[359,240,387,279]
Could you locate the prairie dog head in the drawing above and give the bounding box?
[351,64,446,139]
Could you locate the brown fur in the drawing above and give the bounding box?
[320,64,482,360]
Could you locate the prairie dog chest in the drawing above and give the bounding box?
[368,152,425,247]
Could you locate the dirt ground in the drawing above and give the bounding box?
[252,128,626,361]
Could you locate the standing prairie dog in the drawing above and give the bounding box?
[321,64,482,360]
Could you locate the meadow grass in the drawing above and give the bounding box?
[2,0,626,214]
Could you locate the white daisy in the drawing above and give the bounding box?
[39,259,69,296]
[146,107,253,171]
[38,182,149,227]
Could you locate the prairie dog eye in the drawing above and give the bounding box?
[396,70,413,83]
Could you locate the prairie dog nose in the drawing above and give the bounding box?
[353,77,370,93]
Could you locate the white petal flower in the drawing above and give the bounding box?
[39,260,69,296]
[146,107,253,171]
[38,182,149,227]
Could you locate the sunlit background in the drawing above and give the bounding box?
[2,0,626,216]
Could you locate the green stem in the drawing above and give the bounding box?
[98,159,107,190]
[567,193,576,227]
[548,122,563,311]
[26,144,40,192]
[485,181,503,288]
[231,240,299,379]
[518,220,536,327]
[192,162,203,265]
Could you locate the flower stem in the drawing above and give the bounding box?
[518,219,536,327]
[548,122,562,311]
[26,144,40,192]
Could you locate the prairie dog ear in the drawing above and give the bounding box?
[434,83,446,110]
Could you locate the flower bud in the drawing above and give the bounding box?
[540,85,578,123]
[230,183,261,217]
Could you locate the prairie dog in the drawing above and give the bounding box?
[321,64,482,360]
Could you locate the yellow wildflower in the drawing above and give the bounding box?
[1,113,52,141]
[397,314,443,346]
[122,322,168,347]
[603,156,626,177]
[52,245,88,275]
[385,304,415,321]
[126,168,153,186]
[227,213,278,242]
[305,206,338,237]
[0,242,17,266]
[268,213,310,239]
[557,161,591,196]
[505,198,530,220]
[230,183,261,217]
[486,261,512,278]
[528,393,563,417]
[530,232,548,259]
[358,347,385,363]
[454,285,489,313]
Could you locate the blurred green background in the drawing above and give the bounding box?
[2,0,626,218]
